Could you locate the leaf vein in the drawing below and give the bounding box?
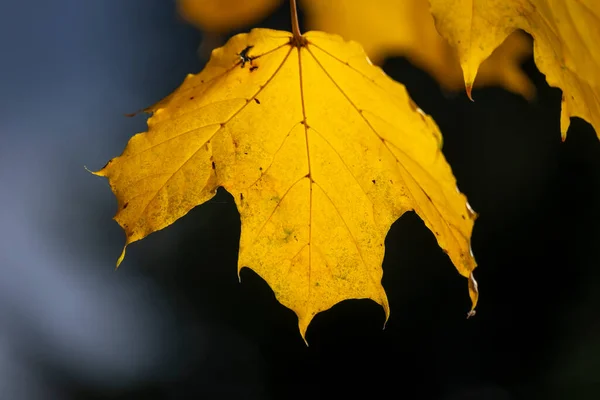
[250,175,307,247]
[309,126,375,223]
[135,46,294,223]
[312,181,379,290]
[307,45,466,261]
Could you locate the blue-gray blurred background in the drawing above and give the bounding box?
[1,1,599,399]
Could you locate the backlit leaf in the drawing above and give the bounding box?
[301,0,534,98]
[94,29,477,340]
[429,0,600,140]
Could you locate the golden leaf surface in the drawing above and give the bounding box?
[94,29,477,340]
[429,0,600,139]
[178,0,533,98]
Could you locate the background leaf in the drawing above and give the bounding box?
[429,0,600,140]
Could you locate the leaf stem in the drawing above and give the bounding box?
[290,0,303,44]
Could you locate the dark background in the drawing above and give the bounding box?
[1,1,599,399]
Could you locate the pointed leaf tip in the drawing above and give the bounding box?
[298,317,310,347]
[382,296,390,330]
[115,245,127,269]
[465,83,474,102]
[467,272,479,317]
[85,165,105,177]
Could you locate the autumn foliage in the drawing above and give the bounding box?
[94,0,599,341]
[179,0,536,99]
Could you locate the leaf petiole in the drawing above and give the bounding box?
[289,0,306,46]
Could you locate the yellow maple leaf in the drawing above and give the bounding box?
[178,0,534,98]
[94,28,478,340]
[429,0,600,140]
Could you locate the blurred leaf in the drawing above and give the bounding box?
[178,0,279,33]
[429,0,600,140]
[94,28,477,340]
[179,0,534,98]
